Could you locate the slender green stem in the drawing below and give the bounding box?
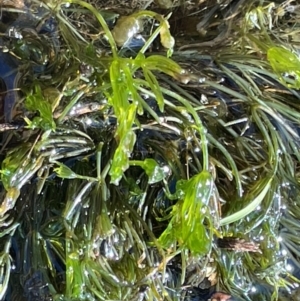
[58,86,89,123]
[207,133,243,197]
[156,79,209,171]
[64,0,117,57]
[96,143,104,180]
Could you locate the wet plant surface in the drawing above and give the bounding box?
[1,0,300,300]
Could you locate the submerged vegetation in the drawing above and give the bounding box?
[1,0,300,300]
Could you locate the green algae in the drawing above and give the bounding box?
[1,1,300,300]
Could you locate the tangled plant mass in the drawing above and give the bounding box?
[0,0,300,300]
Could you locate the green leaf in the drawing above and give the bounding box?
[110,130,136,185]
[122,62,140,106]
[145,55,184,79]
[25,85,56,130]
[179,171,213,225]
[54,163,78,179]
[268,47,300,72]
[142,159,166,184]
[220,175,274,226]
[142,68,165,112]
[267,47,300,88]
[157,205,178,248]
[1,145,31,189]
[66,251,84,298]
[158,171,213,255]
[109,60,128,116]
[110,101,137,185]
[54,162,98,182]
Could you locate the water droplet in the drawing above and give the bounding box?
[286,263,293,272]
[85,118,92,125]
[281,249,287,256]
[200,94,208,104]
[251,286,257,292]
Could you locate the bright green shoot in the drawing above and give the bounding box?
[267,46,300,89]
[158,170,213,256]
[130,158,168,184]
[25,84,56,130]
[107,51,184,186]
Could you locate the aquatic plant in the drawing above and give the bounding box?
[1,0,300,301]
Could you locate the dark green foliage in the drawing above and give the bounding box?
[1,1,300,301]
